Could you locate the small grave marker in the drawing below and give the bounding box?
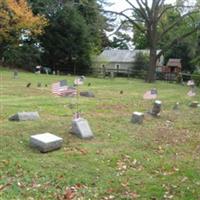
[131,112,144,124]
[80,91,95,98]
[189,101,199,108]
[149,100,162,116]
[30,133,63,153]
[9,112,40,121]
[71,118,93,139]
[13,70,18,79]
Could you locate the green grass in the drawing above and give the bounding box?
[0,67,200,200]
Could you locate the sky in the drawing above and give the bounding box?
[108,0,176,12]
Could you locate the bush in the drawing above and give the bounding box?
[192,73,200,86]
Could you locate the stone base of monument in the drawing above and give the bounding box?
[149,100,162,116]
[189,101,199,108]
[80,91,95,98]
[71,118,93,139]
[9,112,40,121]
[131,112,144,124]
[30,133,63,153]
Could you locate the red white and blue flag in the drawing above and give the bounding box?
[52,81,77,96]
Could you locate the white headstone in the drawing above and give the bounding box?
[30,133,63,153]
[71,118,93,139]
[131,112,144,124]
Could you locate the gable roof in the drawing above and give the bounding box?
[93,49,161,63]
[166,59,182,68]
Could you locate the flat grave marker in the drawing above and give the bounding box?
[30,133,63,153]
[131,112,144,124]
[9,112,40,121]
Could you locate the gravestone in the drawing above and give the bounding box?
[71,118,93,139]
[150,100,162,116]
[26,83,31,88]
[13,70,18,79]
[60,80,67,86]
[80,91,95,98]
[189,101,199,108]
[173,102,179,110]
[131,112,144,124]
[9,112,40,121]
[37,82,41,87]
[30,133,63,153]
[151,88,157,95]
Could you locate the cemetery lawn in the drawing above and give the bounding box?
[1,67,200,200]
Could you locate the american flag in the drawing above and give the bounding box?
[52,81,77,97]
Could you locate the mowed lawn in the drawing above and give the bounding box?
[0,68,200,200]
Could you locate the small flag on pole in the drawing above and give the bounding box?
[52,80,77,97]
[143,89,157,100]
[74,76,85,86]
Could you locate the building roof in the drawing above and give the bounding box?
[93,49,161,63]
[166,59,182,68]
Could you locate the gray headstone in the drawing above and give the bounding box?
[9,112,40,121]
[30,133,63,153]
[80,91,95,98]
[189,101,199,108]
[150,100,162,116]
[13,70,18,79]
[151,88,157,95]
[131,112,144,124]
[60,80,67,86]
[71,118,93,139]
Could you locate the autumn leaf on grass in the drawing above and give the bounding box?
[63,187,76,200]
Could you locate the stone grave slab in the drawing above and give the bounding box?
[9,112,40,121]
[71,118,93,139]
[131,112,144,124]
[80,91,95,98]
[30,133,63,153]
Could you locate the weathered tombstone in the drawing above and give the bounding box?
[59,80,67,86]
[53,70,56,75]
[151,88,157,95]
[131,112,144,124]
[9,112,40,121]
[26,83,31,88]
[30,133,63,153]
[80,91,95,98]
[150,100,162,116]
[173,102,179,110]
[189,101,199,108]
[13,70,18,79]
[71,118,93,139]
[37,82,41,87]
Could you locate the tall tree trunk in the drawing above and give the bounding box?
[146,47,157,82]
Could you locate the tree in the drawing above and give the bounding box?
[0,0,47,58]
[104,0,200,82]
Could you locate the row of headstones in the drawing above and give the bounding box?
[9,112,93,153]
[131,100,200,124]
[9,98,199,153]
